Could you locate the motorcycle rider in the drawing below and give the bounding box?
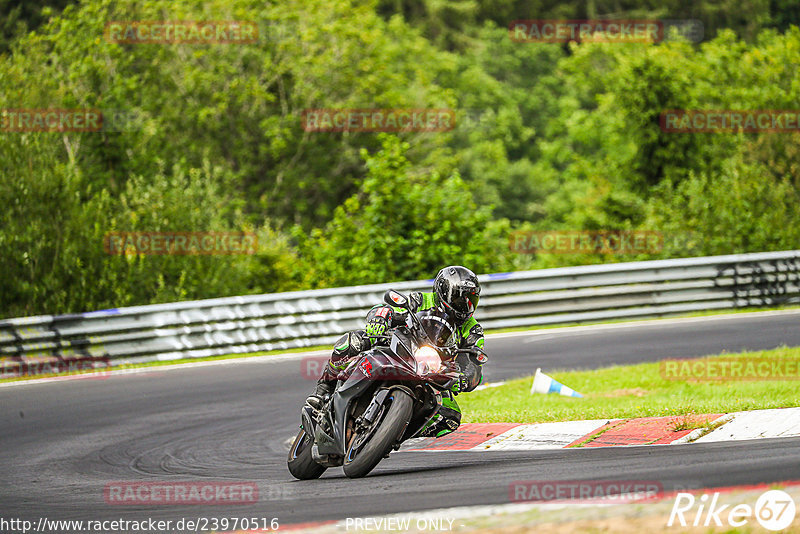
[306,266,486,437]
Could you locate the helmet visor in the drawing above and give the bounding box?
[442,285,480,318]
[450,292,479,316]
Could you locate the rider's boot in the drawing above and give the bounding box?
[419,394,462,437]
[305,378,334,411]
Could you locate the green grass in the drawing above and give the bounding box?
[460,346,800,424]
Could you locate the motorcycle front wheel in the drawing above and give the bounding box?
[287,428,327,480]
[342,388,413,478]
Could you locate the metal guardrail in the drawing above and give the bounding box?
[2,250,800,375]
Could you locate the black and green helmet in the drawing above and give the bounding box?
[433,266,480,322]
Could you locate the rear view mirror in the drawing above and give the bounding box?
[384,290,408,308]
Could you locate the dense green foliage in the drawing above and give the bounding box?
[296,135,523,288]
[0,0,74,53]
[1,0,798,318]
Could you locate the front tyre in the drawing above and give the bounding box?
[287,429,327,480]
[343,389,413,478]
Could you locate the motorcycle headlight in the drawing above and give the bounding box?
[414,345,443,375]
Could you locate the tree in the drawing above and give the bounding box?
[296,135,517,287]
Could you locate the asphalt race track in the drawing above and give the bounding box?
[2,311,800,528]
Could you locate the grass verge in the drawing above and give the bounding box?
[460,346,800,424]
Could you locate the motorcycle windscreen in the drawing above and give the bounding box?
[417,309,456,350]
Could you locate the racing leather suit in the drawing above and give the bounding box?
[314,291,486,437]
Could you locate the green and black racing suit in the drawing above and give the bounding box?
[319,291,486,438]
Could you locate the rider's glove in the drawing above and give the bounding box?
[450,372,471,395]
[365,315,389,338]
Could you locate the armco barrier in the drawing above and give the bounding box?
[1,250,799,375]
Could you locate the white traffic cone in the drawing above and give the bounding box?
[530,368,583,398]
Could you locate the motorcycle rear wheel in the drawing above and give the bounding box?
[287,429,327,480]
[343,389,413,478]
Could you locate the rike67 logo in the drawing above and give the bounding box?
[668,490,796,531]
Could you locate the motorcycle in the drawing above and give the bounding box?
[287,289,484,479]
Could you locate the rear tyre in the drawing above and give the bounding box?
[287,429,326,480]
[343,389,413,478]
